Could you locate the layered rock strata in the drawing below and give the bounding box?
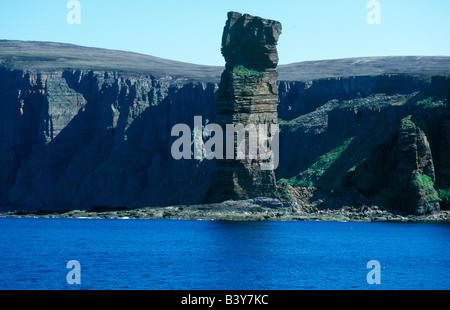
[1,41,449,215]
[206,12,282,203]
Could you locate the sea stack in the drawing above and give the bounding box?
[206,12,282,203]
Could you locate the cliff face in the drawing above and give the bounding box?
[206,12,282,203]
[0,40,449,214]
[0,69,217,209]
[1,67,448,214]
[278,75,450,214]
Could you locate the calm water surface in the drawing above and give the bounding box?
[0,217,448,290]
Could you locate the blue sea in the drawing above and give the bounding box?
[0,217,448,290]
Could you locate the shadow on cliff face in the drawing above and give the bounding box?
[0,71,44,206]
[277,79,450,214]
[6,70,218,210]
[2,67,449,214]
[277,74,427,122]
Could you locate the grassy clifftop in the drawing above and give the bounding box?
[1,40,450,81]
[0,40,222,82]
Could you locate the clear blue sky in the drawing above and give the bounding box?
[1,0,449,66]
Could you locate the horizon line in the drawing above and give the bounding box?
[2,39,450,68]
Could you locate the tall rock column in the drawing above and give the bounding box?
[206,12,282,203]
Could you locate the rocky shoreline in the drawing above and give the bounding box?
[2,198,449,223]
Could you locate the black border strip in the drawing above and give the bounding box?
[1,290,447,307]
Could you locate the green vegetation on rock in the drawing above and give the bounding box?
[411,170,441,202]
[414,97,445,109]
[279,137,354,187]
[401,115,416,130]
[437,188,450,201]
[232,65,262,77]
[337,93,411,110]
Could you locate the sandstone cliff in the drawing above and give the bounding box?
[0,36,449,214]
[277,74,450,214]
[0,69,217,209]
